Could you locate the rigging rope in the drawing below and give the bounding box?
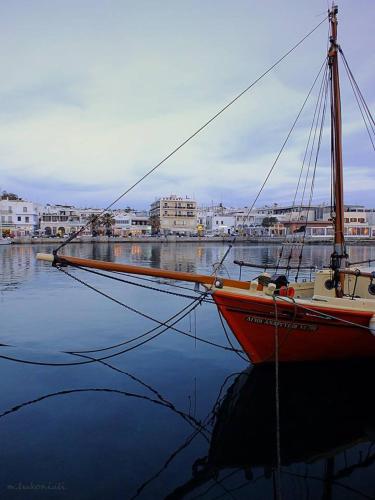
[276,61,329,272]
[218,58,328,274]
[62,263,214,304]
[241,58,328,232]
[53,17,327,254]
[295,64,329,280]
[0,271,245,367]
[272,297,282,500]
[57,267,244,355]
[339,48,375,152]
[339,49,375,132]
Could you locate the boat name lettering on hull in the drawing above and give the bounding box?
[246,315,318,332]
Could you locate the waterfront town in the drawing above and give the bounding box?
[1,3,375,498]
[1,190,375,241]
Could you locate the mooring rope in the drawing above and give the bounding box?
[272,296,282,500]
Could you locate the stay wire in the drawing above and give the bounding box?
[64,263,214,304]
[295,63,329,280]
[0,296,205,367]
[339,49,375,151]
[339,48,375,132]
[297,62,328,220]
[57,267,243,355]
[231,56,327,272]
[242,57,328,225]
[54,16,327,254]
[0,277,245,367]
[118,271,210,295]
[58,266,203,340]
[0,274,208,366]
[276,60,328,270]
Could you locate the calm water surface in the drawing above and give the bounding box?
[0,242,374,499]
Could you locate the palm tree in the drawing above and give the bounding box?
[87,214,101,236]
[101,212,115,237]
[150,214,160,235]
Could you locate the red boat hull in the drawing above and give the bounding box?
[214,291,375,363]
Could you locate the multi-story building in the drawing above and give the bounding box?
[311,204,374,238]
[0,198,40,236]
[79,208,104,235]
[113,211,151,236]
[197,204,285,236]
[278,204,375,239]
[150,195,197,235]
[40,205,81,236]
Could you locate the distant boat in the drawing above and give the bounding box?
[37,5,375,363]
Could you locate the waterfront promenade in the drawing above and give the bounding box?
[9,235,375,245]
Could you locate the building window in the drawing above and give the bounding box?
[23,207,27,212]
[25,217,29,223]
[17,216,21,221]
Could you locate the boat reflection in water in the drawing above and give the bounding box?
[167,360,375,499]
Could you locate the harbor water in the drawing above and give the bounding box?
[0,242,374,499]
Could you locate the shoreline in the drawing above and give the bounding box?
[6,236,375,246]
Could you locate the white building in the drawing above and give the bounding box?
[0,198,40,236]
[40,205,82,236]
[113,211,151,236]
[197,204,285,236]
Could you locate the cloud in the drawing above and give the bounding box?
[0,0,374,208]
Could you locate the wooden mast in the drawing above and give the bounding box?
[328,5,347,281]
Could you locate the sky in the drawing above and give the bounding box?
[0,0,374,209]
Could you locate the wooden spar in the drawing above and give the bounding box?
[36,253,251,290]
[339,269,375,279]
[233,260,316,271]
[329,6,346,263]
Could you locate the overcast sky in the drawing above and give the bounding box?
[0,0,373,209]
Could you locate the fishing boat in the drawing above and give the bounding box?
[37,6,375,363]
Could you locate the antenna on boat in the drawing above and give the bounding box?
[328,4,348,293]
